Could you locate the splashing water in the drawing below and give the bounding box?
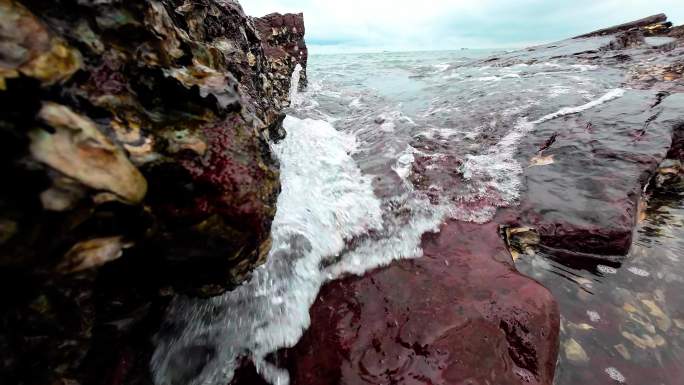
[152,50,632,385]
[288,63,303,108]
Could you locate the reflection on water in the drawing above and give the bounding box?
[515,177,684,385]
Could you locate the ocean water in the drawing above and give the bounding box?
[151,49,683,385]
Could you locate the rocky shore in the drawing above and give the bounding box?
[0,1,306,384]
[238,14,684,385]
[2,3,684,385]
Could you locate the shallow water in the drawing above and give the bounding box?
[152,48,684,384]
[516,178,684,385]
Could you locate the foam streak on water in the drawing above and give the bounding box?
[534,88,625,124]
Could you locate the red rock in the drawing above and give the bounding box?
[253,13,309,90]
[286,222,560,385]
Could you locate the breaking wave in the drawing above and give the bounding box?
[151,51,627,385]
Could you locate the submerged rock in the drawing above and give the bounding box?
[0,0,306,384]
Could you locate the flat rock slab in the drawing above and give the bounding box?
[283,222,559,385]
[503,92,684,256]
[574,14,668,38]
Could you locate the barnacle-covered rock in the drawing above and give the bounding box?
[31,102,148,204]
[254,12,309,93]
[0,0,306,384]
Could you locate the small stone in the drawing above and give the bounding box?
[529,154,554,166]
[57,236,127,273]
[622,331,666,349]
[614,344,631,360]
[587,310,601,323]
[564,338,589,363]
[673,319,684,330]
[505,227,540,257]
[574,277,593,289]
[568,322,595,331]
[640,299,671,331]
[663,71,680,81]
[0,219,18,244]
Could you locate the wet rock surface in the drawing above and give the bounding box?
[259,14,684,385]
[2,6,684,385]
[503,92,684,257]
[254,13,309,90]
[574,14,669,38]
[493,13,684,385]
[0,0,306,384]
[286,222,559,385]
[487,14,684,260]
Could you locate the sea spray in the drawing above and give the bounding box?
[151,55,628,385]
[288,63,304,107]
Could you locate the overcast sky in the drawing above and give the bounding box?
[241,0,683,53]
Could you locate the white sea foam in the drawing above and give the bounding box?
[433,63,450,72]
[571,64,598,72]
[476,76,501,82]
[151,116,385,385]
[587,310,602,323]
[597,265,618,274]
[627,266,650,277]
[605,367,626,383]
[349,97,363,108]
[393,145,416,180]
[534,88,625,124]
[547,85,572,98]
[288,63,303,107]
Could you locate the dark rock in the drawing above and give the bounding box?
[575,14,668,38]
[284,222,560,385]
[643,21,673,36]
[604,29,646,50]
[0,0,306,384]
[501,92,684,257]
[670,25,684,40]
[667,122,684,160]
